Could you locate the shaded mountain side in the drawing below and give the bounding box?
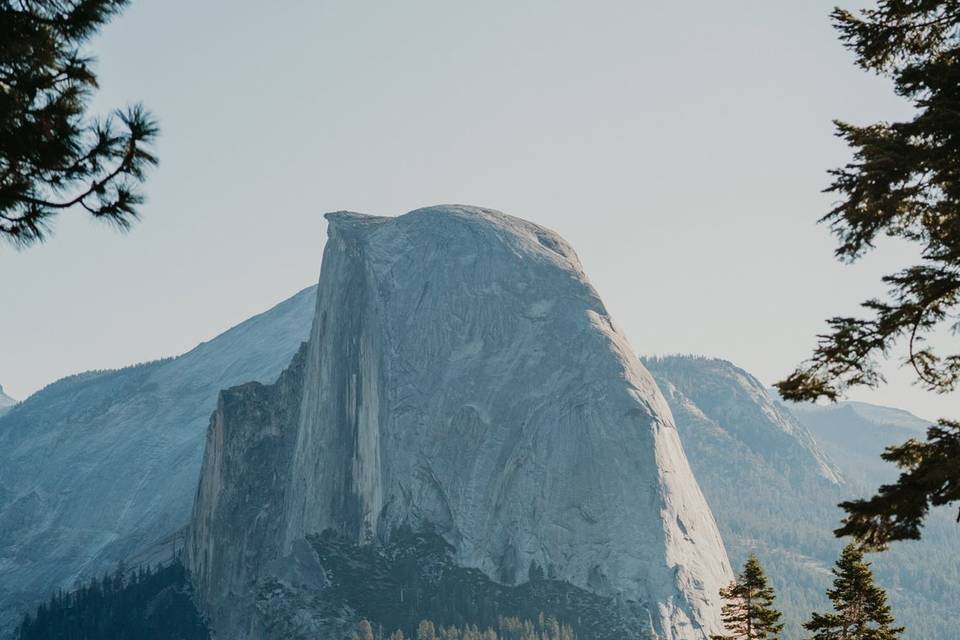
[642,356,845,638]
[644,355,959,640]
[0,285,317,637]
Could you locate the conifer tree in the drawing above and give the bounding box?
[354,620,375,640]
[1,0,158,247]
[418,620,438,640]
[776,0,960,547]
[712,555,783,640]
[803,544,903,640]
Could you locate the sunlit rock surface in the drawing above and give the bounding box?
[188,205,733,640]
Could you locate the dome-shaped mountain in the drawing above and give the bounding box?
[187,206,734,640]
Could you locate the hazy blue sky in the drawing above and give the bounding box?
[2,1,953,419]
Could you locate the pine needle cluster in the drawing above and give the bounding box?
[777,0,960,548]
[1,0,158,247]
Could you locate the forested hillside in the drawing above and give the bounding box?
[15,563,207,640]
[645,355,959,640]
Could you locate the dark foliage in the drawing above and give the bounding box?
[837,419,960,546]
[776,1,960,546]
[0,0,158,247]
[803,544,903,640]
[711,555,783,640]
[646,355,959,638]
[15,561,208,640]
[307,526,644,640]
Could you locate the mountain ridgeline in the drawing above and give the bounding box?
[0,286,317,637]
[781,398,960,640]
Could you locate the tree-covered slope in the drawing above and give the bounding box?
[260,527,637,640]
[782,398,960,640]
[15,562,208,640]
[644,355,958,640]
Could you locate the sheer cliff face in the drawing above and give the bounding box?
[189,345,309,639]
[188,206,733,639]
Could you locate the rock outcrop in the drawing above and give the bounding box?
[187,206,733,639]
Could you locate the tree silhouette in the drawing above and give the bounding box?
[1,0,158,248]
[803,544,903,640]
[777,0,960,548]
[712,555,783,640]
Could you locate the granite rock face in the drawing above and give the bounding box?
[0,287,316,637]
[188,206,733,639]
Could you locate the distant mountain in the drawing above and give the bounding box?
[784,400,930,487]
[779,396,960,640]
[0,386,15,417]
[645,356,959,640]
[0,286,317,637]
[643,356,846,638]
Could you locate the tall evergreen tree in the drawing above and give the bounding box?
[1,0,158,247]
[776,0,960,548]
[803,544,903,640]
[711,555,783,640]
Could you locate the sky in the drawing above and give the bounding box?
[1,0,954,420]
